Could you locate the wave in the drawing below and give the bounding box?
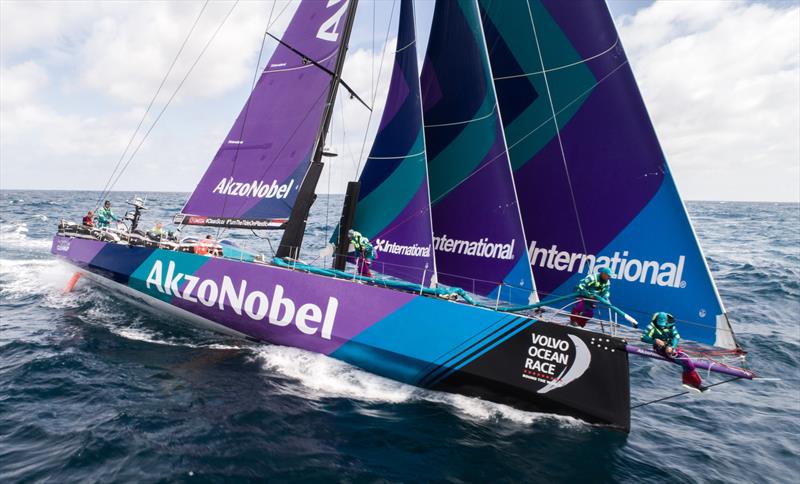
[0,258,83,309]
[0,223,52,250]
[252,345,584,428]
[108,325,242,350]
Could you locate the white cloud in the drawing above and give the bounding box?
[0,61,48,106]
[617,0,800,202]
[0,0,797,202]
[76,2,286,104]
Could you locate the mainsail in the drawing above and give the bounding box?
[422,0,536,304]
[478,0,737,348]
[177,0,354,229]
[346,0,437,286]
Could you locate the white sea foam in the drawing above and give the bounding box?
[0,223,52,250]
[253,345,584,428]
[109,325,243,350]
[0,258,82,308]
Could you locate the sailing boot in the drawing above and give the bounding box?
[569,308,586,328]
[682,369,703,391]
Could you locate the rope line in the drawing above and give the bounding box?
[94,0,209,210]
[354,0,397,177]
[631,376,743,409]
[526,0,587,254]
[104,1,240,197]
[217,0,277,239]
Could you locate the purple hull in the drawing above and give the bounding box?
[52,234,631,430]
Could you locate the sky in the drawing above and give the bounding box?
[0,0,798,202]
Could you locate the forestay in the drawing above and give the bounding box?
[478,0,737,348]
[176,0,353,229]
[422,0,536,304]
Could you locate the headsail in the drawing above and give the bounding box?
[422,0,536,304]
[345,0,437,286]
[176,0,354,229]
[478,0,737,348]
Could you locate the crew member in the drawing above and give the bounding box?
[147,221,165,241]
[642,312,703,391]
[348,229,375,277]
[82,210,94,227]
[195,234,220,257]
[570,267,612,327]
[152,221,164,236]
[96,200,120,228]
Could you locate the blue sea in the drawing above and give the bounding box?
[1,190,798,483]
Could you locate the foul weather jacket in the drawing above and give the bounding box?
[96,207,119,227]
[642,312,681,348]
[575,273,610,300]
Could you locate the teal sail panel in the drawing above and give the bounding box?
[421,0,536,305]
[349,0,437,286]
[478,0,737,348]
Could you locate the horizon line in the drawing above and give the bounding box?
[0,188,798,204]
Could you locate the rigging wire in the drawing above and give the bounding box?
[630,376,743,409]
[103,1,240,197]
[525,0,587,254]
[216,0,278,240]
[94,0,210,210]
[354,0,396,178]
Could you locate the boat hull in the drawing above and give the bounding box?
[51,235,631,431]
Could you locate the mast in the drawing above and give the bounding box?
[277,0,359,259]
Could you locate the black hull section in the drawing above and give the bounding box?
[432,321,631,431]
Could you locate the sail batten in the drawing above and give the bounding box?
[178,0,354,229]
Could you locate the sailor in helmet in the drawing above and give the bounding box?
[642,312,704,391]
[570,267,612,327]
[348,229,375,278]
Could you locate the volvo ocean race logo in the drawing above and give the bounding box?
[212,177,294,200]
[145,260,338,339]
[528,241,686,288]
[523,332,591,394]
[433,235,516,260]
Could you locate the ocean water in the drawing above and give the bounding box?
[1,190,798,483]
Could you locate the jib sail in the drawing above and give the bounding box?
[421,0,536,304]
[478,0,737,348]
[176,0,353,229]
[345,0,438,286]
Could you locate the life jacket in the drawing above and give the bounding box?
[351,232,375,259]
[576,273,610,298]
[645,312,680,348]
[195,239,214,256]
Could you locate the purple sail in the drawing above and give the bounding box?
[349,0,437,286]
[178,0,353,227]
[422,0,536,304]
[479,0,738,348]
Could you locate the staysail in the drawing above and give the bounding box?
[345,0,437,286]
[421,0,536,304]
[478,0,737,348]
[176,0,354,229]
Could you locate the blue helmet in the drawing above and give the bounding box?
[598,267,612,277]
